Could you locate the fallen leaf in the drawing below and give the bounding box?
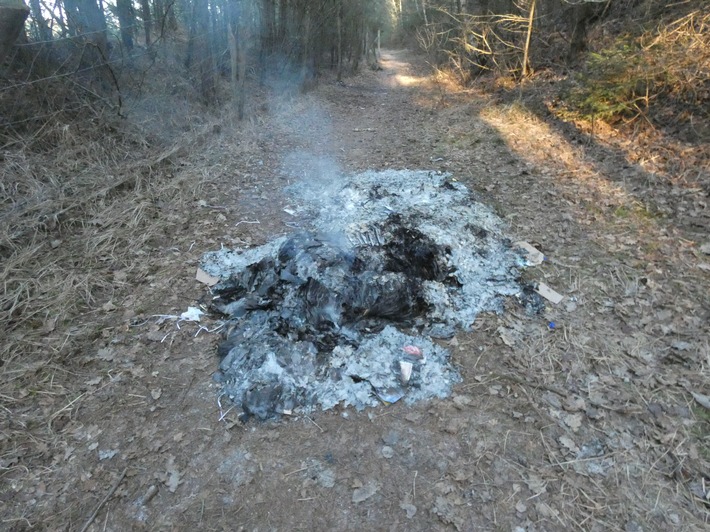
[558,436,579,454]
[497,326,516,346]
[352,481,379,503]
[563,413,583,432]
[151,388,162,400]
[96,348,115,361]
[525,474,547,495]
[691,391,710,410]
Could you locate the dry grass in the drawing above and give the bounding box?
[0,98,230,532]
[0,88,222,407]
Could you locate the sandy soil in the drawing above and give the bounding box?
[2,50,709,531]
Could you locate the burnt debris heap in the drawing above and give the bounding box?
[202,170,525,421]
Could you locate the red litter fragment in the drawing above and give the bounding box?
[403,345,423,357]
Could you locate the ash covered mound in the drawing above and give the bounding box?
[202,170,525,420]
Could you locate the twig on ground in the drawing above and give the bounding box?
[80,468,127,532]
[284,465,313,477]
[235,219,260,227]
[305,415,325,433]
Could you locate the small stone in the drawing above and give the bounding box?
[381,446,394,459]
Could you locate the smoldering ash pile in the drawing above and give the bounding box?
[201,170,526,421]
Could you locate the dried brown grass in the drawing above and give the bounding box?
[0,100,216,395]
[0,99,226,531]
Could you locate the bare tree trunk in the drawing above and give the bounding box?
[139,0,151,46]
[259,0,275,83]
[0,0,29,64]
[336,0,342,81]
[237,16,247,118]
[261,0,275,54]
[154,0,165,32]
[116,0,135,52]
[63,0,107,44]
[188,0,215,102]
[154,0,177,36]
[568,1,592,62]
[396,0,403,34]
[229,0,248,118]
[277,0,287,46]
[521,0,536,77]
[228,25,240,115]
[29,0,51,42]
[53,0,68,37]
[300,4,310,87]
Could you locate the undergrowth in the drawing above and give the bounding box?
[0,77,212,388]
[566,9,710,138]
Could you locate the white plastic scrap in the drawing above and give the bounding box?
[515,241,544,266]
[179,307,204,322]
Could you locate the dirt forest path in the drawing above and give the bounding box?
[5,50,709,531]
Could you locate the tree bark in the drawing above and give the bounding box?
[228,0,248,118]
[300,4,310,87]
[521,0,536,77]
[140,0,151,46]
[29,0,51,42]
[336,0,342,81]
[0,1,29,64]
[569,1,593,62]
[63,0,107,50]
[116,0,134,52]
[259,0,275,83]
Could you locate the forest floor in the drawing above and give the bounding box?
[2,50,710,531]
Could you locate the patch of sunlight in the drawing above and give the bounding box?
[480,105,629,201]
[395,74,426,87]
[477,105,672,264]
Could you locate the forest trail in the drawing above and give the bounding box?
[4,50,709,531]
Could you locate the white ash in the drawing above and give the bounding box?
[202,169,525,420]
